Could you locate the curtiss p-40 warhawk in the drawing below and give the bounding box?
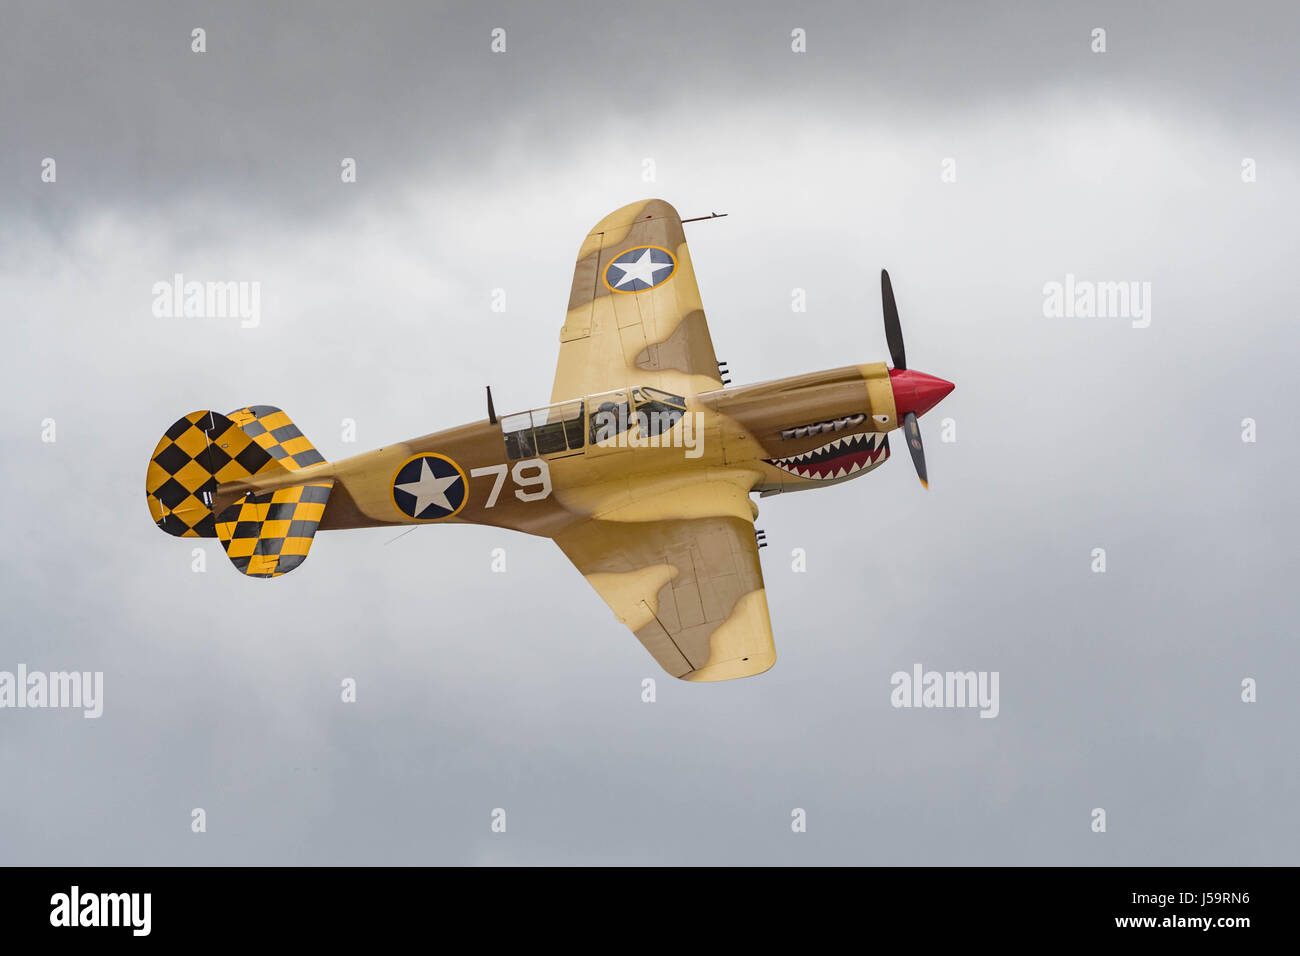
[146,200,954,681]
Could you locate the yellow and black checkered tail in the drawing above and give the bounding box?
[146,408,333,578]
[212,480,334,578]
[225,405,327,471]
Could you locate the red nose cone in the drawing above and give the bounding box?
[889,368,955,418]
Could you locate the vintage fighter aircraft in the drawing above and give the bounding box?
[145,199,954,681]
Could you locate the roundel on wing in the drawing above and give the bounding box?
[391,453,467,521]
[603,245,676,294]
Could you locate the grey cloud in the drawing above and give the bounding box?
[0,0,1296,865]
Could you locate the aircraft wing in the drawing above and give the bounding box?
[553,475,775,681]
[550,198,725,405]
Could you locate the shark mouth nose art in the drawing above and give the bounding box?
[764,431,890,480]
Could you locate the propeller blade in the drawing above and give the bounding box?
[881,269,906,371]
[903,410,928,489]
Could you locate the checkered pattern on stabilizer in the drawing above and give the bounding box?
[227,405,327,471]
[214,480,335,578]
[146,410,279,538]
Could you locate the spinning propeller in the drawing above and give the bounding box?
[881,269,954,489]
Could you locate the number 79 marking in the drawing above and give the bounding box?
[470,459,552,508]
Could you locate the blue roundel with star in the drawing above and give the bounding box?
[603,245,676,294]
[391,453,467,521]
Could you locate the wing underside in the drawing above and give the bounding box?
[550,198,725,405]
[554,478,775,682]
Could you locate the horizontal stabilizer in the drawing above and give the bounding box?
[214,480,334,578]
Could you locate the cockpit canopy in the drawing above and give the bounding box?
[500,386,686,460]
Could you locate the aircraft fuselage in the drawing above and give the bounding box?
[212,361,952,537]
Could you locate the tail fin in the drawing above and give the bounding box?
[146,407,333,578]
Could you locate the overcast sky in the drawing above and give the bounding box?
[1,1,1296,865]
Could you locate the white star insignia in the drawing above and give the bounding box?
[611,248,672,288]
[395,459,461,516]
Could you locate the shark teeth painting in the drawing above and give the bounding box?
[764,431,891,481]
